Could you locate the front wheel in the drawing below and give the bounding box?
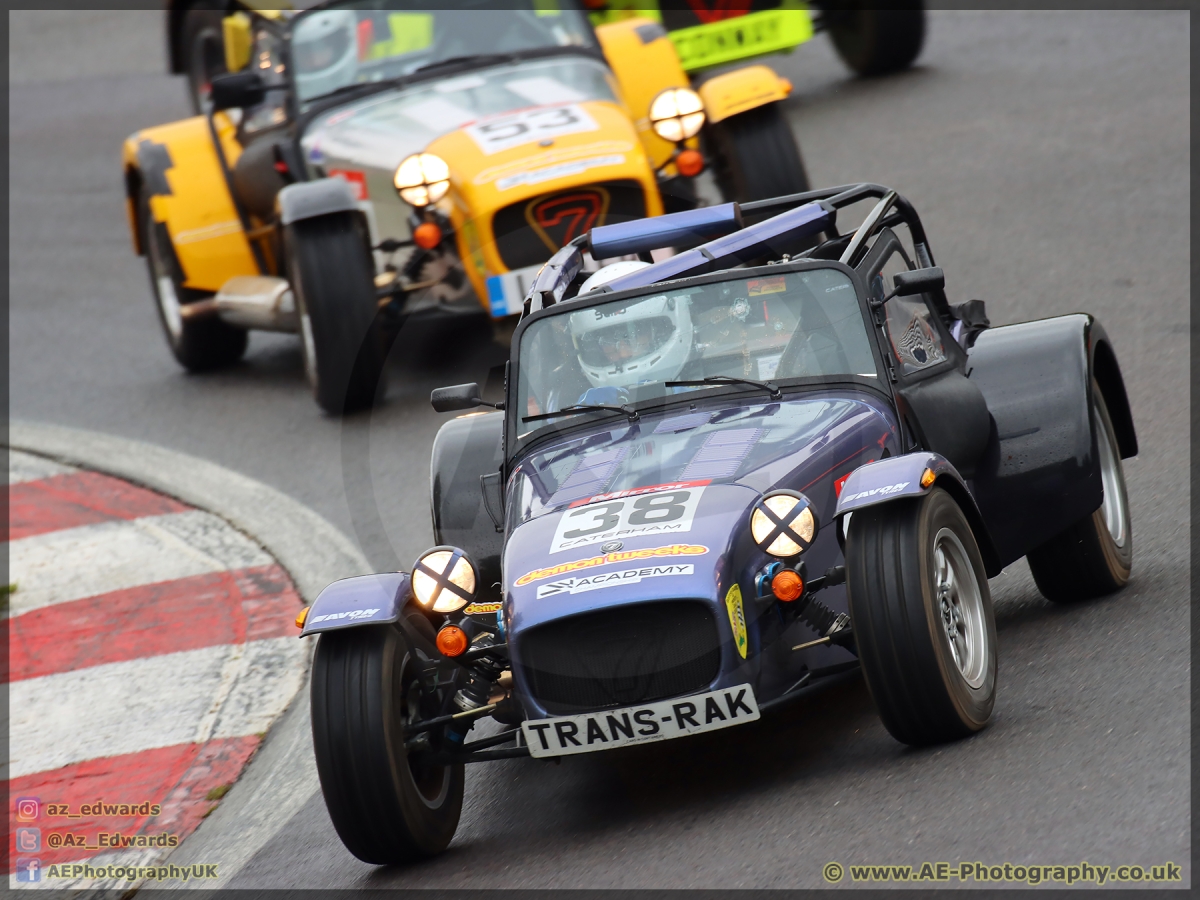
[706,103,810,203]
[311,625,464,865]
[846,487,997,746]
[1025,384,1133,602]
[284,212,389,414]
[824,5,926,77]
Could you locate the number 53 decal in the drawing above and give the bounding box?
[550,487,707,553]
[466,105,598,155]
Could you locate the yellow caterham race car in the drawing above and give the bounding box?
[126,1,812,413]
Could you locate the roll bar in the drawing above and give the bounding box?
[521,183,937,316]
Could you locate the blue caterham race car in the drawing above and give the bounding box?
[299,183,1137,864]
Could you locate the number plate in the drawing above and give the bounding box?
[486,264,544,317]
[522,685,759,758]
[550,484,707,553]
[465,104,599,155]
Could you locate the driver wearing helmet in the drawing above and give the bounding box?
[569,290,694,406]
[293,9,359,100]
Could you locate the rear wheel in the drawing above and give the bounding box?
[284,212,389,414]
[846,487,997,746]
[707,103,810,203]
[140,187,247,371]
[1025,385,1133,602]
[182,4,228,115]
[311,624,464,865]
[824,5,926,77]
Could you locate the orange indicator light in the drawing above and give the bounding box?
[436,625,470,658]
[771,569,804,602]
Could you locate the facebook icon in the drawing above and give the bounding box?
[16,858,41,882]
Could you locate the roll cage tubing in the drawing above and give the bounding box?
[523,183,943,317]
[507,183,943,471]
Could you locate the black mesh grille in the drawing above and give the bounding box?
[518,600,721,714]
[492,179,647,271]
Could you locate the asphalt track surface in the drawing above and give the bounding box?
[10,10,1190,889]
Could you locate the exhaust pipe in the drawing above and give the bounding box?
[179,276,298,332]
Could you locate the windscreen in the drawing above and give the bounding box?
[517,267,878,435]
[291,1,597,104]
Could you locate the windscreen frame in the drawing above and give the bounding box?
[505,257,897,469]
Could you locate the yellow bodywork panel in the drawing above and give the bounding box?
[594,17,692,172]
[123,113,259,293]
[223,13,253,72]
[698,64,793,124]
[426,100,663,305]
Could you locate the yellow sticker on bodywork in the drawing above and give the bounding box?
[725,584,748,659]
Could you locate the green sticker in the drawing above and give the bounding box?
[368,13,434,60]
[669,8,813,72]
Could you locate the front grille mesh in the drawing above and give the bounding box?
[492,179,647,271]
[518,601,721,714]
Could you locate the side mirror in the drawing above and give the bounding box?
[431,383,484,413]
[892,266,944,297]
[210,72,266,112]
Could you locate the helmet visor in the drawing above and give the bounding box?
[295,23,352,73]
[575,316,676,368]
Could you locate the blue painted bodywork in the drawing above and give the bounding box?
[500,389,902,718]
[834,451,958,516]
[300,573,408,637]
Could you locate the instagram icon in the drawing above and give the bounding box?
[15,798,40,821]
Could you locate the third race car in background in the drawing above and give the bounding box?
[169,2,927,114]
[130,0,818,413]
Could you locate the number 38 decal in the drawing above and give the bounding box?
[466,104,599,155]
[550,487,707,553]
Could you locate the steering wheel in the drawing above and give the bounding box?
[778,324,853,378]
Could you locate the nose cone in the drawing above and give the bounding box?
[504,481,761,632]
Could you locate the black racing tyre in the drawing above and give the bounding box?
[182,3,229,115]
[825,5,926,77]
[706,103,810,203]
[1025,384,1133,602]
[284,212,389,414]
[140,187,247,372]
[311,624,465,865]
[846,487,997,746]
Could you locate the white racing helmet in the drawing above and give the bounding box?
[570,290,693,389]
[293,10,359,100]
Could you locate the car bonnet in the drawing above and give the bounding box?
[502,390,897,633]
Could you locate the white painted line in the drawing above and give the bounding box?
[8,449,76,485]
[8,510,273,617]
[8,637,305,780]
[9,422,370,604]
[8,423,369,886]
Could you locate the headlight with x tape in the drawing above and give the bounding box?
[411,546,478,614]
[750,490,818,558]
